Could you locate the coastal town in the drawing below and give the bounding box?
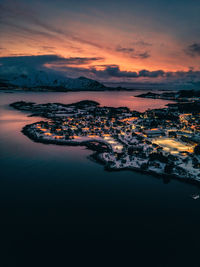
[10,94,200,183]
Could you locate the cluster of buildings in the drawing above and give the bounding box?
[12,99,200,182]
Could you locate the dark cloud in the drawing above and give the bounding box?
[137,51,150,59]
[165,69,200,81]
[138,69,164,77]
[185,43,200,57]
[0,55,62,70]
[116,46,135,53]
[90,65,200,84]
[91,65,164,78]
[0,55,104,78]
[116,46,150,59]
[104,65,137,77]
[0,55,103,67]
[1,55,200,85]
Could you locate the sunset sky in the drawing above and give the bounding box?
[0,0,200,85]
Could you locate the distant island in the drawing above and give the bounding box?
[10,97,200,184]
[0,71,126,91]
[136,90,200,102]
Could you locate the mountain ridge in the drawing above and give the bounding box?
[0,70,108,91]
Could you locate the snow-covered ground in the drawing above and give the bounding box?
[12,100,200,183]
[1,70,106,90]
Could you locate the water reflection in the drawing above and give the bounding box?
[0,90,174,111]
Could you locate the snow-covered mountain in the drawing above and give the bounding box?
[0,70,107,91]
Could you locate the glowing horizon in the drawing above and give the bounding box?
[1,0,200,84]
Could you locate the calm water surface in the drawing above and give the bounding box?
[0,91,200,266]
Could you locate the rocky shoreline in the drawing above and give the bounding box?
[21,123,200,187]
[22,123,111,151]
[92,151,200,187]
